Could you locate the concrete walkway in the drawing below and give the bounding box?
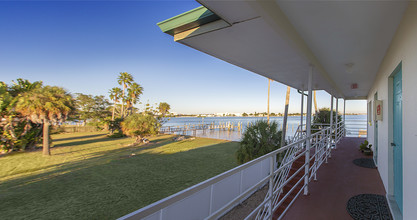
[283,137,386,220]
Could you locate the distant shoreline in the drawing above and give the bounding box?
[169,113,366,118]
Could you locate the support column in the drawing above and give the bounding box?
[343,99,346,122]
[267,79,271,124]
[300,90,304,133]
[335,98,339,148]
[330,95,334,149]
[304,65,313,195]
[343,99,346,137]
[313,90,318,114]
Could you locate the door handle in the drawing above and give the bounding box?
[391,143,396,147]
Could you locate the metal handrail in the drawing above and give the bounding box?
[119,124,346,220]
[207,128,333,220]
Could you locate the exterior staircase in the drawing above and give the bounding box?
[272,154,316,219]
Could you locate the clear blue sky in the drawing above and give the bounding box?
[0,0,366,114]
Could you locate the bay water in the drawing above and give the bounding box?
[163,115,367,141]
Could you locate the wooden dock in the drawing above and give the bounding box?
[159,122,244,136]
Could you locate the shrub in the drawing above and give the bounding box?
[107,118,124,136]
[236,120,283,164]
[107,131,125,138]
[311,108,343,134]
[0,120,42,152]
[359,140,372,155]
[313,108,341,124]
[121,113,161,143]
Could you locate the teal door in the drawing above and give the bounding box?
[393,70,403,213]
[374,93,378,165]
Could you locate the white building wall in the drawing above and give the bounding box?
[367,3,417,219]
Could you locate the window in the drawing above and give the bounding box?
[368,101,372,126]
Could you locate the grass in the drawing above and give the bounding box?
[0,132,239,220]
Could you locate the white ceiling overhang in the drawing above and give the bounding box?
[167,0,408,99]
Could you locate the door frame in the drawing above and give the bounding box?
[373,92,378,166]
[387,62,403,215]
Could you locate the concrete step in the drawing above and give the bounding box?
[273,154,316,220]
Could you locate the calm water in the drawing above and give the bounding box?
[163,115,367,141]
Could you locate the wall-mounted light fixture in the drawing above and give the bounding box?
[345,63,354,73]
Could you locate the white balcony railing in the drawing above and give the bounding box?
[119,123,345,220]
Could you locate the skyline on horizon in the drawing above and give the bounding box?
[0,1,367,114]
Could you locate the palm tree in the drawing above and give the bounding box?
[10,78,42,96]
[109,87,122,121]
[1,80,45,152]
[117,72,133,118]
[126,82,143,115]
[158,102,171,116]
[16,86,74,156]
[0,82,14,118]
[280,86,291,149]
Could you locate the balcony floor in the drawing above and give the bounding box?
[283,137,386,220]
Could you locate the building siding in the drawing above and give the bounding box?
[367,3,417,219]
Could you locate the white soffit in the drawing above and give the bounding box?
[184,0,343,97]
[276,0,408,99]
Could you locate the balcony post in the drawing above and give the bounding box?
[304,65,313,195]
[268,155,274,219]
[325,127,329,163]
[330,95,334,152]
[267,78,271,124]
[335,98,339,147]
[300,90,304,134]
[343,99,346,137]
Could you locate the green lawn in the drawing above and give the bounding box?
[0,132,239,220]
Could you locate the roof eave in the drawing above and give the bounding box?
[157,6,221,36]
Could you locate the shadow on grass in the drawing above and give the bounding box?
[0,138,172,188]
[53,136,126,148]
[0,138,239,220]
[52,135,174,156]
[1,138,227,187]
[53,133,106,142]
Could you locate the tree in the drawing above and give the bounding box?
[126,82,143,116]
[16,86,74,156]
[158,102,170,116]
[0,82,17,151]
[313,108,342,125]
[75,94,94,125]
[0,82,14,118]
[121,113,161,143]
[1,80,44,152]
[117,72,133,118]
[281,86,291,149]
[75,93,110,125]
[236,120,284,164]
[109,87,122,121]
[92,95,111,120]
[242,112,248,117]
